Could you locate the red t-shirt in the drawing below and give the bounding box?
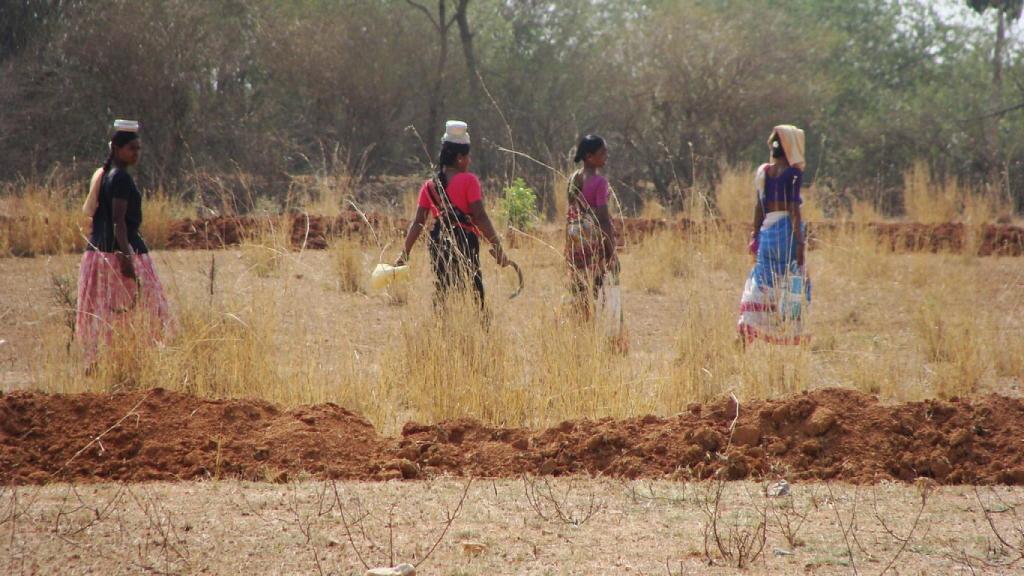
[418,172,483,234]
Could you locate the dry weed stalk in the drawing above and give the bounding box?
[870,484,932,575]
[825,483,863,574]
[767,485,818,549]
[53,483,128,540]
[240,217,291,277]
[971,486,1024,568]
[695,474,768,569]
[283,481,339,575]
[622,480,689,507]
[692,395,768,569]
[822,482,932,576]
[330,478,472,572]
[52,391,151,481]
[521,475,605,527]
[48,272,77,351]
[124,484,193,573]
[1,484,46,554]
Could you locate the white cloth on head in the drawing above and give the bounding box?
[113,119,140,133]
[442,120,470,145]
[769,125,805,170]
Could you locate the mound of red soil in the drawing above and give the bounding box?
[3,388,1024,485]
[165,213,405,251]
[0,388,386,484]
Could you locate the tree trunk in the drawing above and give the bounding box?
[455,0,481,107]
[425,0,450,162]
[986,8,1006,193]
[455,0,496,178]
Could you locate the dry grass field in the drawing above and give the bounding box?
[2,220,1022,434]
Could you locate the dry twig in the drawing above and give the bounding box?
[522,474,604,527]
[697,472,767,569]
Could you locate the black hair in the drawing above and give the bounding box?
[103,130,140,173]
[436,140,471,191]
[770,134,786,160]
[573,134,605,163]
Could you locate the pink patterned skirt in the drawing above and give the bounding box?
[75,251,174,364]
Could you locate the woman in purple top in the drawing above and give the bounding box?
[738,125,811,344]
[565,134,617,317]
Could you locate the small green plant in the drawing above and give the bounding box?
[500,178,539,231]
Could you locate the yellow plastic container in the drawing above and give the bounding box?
[370,263,410,290]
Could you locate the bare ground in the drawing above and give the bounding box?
[4,479,1024,575]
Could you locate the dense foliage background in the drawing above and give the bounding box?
[1,0,1021,214]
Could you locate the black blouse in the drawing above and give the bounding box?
[88,168,148,254]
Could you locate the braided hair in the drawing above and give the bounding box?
[436,140,471,192]
[103,130,139,174]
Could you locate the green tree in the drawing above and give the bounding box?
[967,0,1024,190]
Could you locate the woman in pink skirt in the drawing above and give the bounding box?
[76,120,173,366]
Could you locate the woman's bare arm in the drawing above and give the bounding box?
[752,201,765,236]
[397,206,431,265]
[468,200,508,266]
[112,198,136,278]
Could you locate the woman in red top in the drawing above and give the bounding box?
[398,121,507,306]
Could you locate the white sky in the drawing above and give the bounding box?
[922,0,1024,44]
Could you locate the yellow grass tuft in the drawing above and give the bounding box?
[715,166,754,223]
[240,218,292,277]
[139,187,189,250]
[0,181,87,257]
[329,238,365,293]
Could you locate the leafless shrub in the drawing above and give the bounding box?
[970,486,1024,568]
[870,484,932,575]
[124,485,193,574]
[53,483,127,540]
[767,485,818,549]
[521,474,604,527]
[825,483,864,574]
[281,481,339,575]
[328,479,473,572]
[695,473,767,569]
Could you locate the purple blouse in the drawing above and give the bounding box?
[762,166,803,205]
